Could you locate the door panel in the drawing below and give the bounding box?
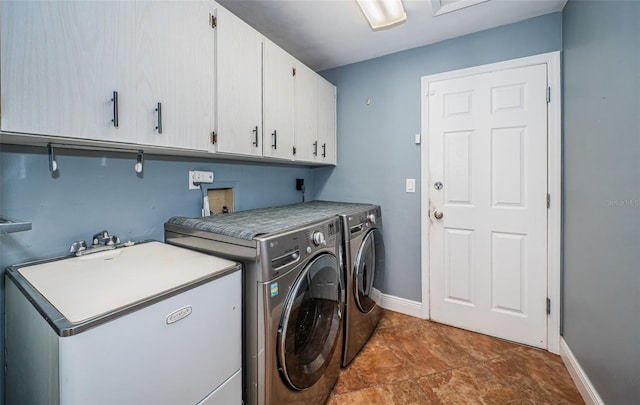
[294,63,318,162]
[214,4,262,156]
[1,1,135,141]
[263,40,295,160]
[429,64,548,348]
[136,1,214,150]
[317,78,337,164]
[277,254,341,390]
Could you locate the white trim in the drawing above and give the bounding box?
[545,51,562,354]
[419,51,562,353]
[373,288,424,318]
[560,338,605,405]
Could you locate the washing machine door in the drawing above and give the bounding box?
[353,228,385,314]
[277,253,342,391]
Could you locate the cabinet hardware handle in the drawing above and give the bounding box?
[272,130,277,149]
[322,143,326,158]
[313,141,318,156]
[111,91,119,127]
[252,126,259,147]
[155,102,163,133]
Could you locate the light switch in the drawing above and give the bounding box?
[415,134,421,144]
[406,178,416,193]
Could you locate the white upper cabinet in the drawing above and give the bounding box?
[213,3,263,157]
[135,1,215,150]
[1,0,336,164]
[316,77,337,165]
[1,1,135,141]
[294,64,337,165]
[262,39,295,161]
[1,0,214,151]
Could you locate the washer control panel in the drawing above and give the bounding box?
[347,206,381,236]
[261,217,341,279]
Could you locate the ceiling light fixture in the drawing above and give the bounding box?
[356,0,407,31]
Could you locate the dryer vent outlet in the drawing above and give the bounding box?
[296,179,304,191]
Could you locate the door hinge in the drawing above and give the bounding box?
[211,131,217,144]
[546,298,551,315]
[209,13,217,29]
[546,86,551,103]
[292,146,297,155]
[292,67,296,76]
[547,193,550,208]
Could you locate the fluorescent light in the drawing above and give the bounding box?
[356,0,407,31]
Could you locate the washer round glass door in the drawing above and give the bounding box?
[277,253,342,391]
[353,228,384,313]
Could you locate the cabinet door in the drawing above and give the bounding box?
[1,1,135,141]
[214,4,263,156]
[317,78,337,165]
[263,40,295,161]
[135,1,214,151]
[293,63,319,163]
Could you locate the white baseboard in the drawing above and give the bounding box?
[372,288,424,318]
[559,337,604,405]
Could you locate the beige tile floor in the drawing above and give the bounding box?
[327,310,584,404]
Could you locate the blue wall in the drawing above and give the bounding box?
[562,0,640,402]
[0,144,315,401]
[0,145,315,269]
[315,12,563,301]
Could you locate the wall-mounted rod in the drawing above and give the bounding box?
[45,143,145,175]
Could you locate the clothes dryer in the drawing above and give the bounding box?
[339,205,385,366]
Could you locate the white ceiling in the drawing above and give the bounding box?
[217,0,567,71]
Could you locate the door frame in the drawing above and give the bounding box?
[419,51,561,354]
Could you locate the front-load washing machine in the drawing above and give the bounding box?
[165,212,344,405]
[339,205,385,366]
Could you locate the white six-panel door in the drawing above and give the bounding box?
[428,63,548,348]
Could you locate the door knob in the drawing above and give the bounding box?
[433,210,444,219]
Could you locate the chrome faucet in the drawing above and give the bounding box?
[70,230,120,256]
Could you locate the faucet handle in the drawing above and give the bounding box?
[69,240,88,254]
[92,230,110,246]
[106,235,120,246]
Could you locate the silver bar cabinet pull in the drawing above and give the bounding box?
[272,130,277,149]
[322,143,326,158]
[155,102,162,133]
[313,141,318,156]
[111,91,119,127]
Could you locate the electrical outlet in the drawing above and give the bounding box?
[189,170,214,190]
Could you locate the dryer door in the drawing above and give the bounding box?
[277,253,342,391]
[353,228,385,314]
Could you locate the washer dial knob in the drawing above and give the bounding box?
[312,231,326,246]
[367,213,377,224]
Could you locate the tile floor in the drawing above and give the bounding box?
[327,310,584,404]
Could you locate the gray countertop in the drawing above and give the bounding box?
[167,200,374,240]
